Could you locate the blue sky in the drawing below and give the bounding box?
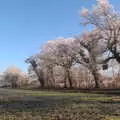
[0,0,118,72]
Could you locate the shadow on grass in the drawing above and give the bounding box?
[0,96,120,110]
[0,95,120,120]
[38,88,120,96]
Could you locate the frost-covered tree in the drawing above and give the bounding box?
[26,56,45,88]
[74,30,104,88]
[81,0,120,67]
[3,66,28,88]
[42,38,76,88]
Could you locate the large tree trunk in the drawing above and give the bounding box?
[64,73,67,88]
[47,66,55,88]
[66,68,73,88]
[89,52,100,88]
[91,70,100,88]
[38,70,45,88]
[33,68,45,88]
[28,60,45,88]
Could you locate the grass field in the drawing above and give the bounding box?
[0,88,120,120]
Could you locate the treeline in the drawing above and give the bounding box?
[25,0,120,89]
[0,66,29,88]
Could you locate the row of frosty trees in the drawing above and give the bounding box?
[0,66,29,88]
[25,0,120,89]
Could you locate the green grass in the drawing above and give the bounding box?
[105,116,120,120]
[0,88,120,120]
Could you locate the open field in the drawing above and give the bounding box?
[0,88,120,120]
